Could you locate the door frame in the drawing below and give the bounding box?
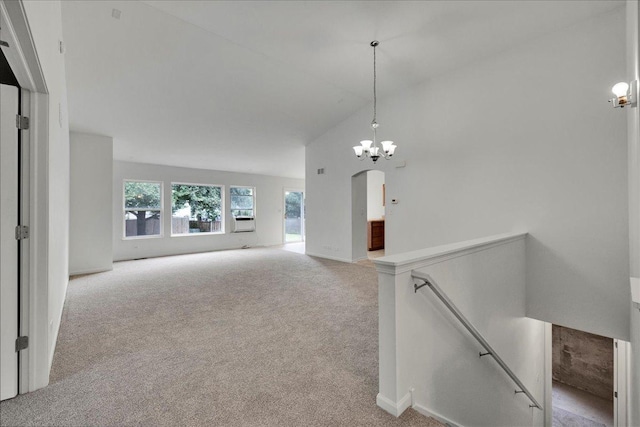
[614,339,628,427]
[18,86,31,394]
[283,188,304,243]
[1,0,50,393]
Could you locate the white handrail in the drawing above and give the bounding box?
[412,270,543,410]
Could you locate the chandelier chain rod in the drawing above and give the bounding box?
[372,43,377,125]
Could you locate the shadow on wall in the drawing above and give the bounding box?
[525,236,625,338]
[351,170,369,262]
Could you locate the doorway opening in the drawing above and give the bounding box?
[366,170,385,260]
[284,189,304,243]
[351,170,385,263]
[551,324,614,427]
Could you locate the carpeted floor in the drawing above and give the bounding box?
[553,408,606,427]
[0,247,442,427]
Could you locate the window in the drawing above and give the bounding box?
[124,181,162,238]
[230,187,255,218]
[171,183,224,235]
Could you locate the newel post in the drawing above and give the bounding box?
[374,261,412,417]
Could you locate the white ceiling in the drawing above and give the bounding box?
[61,0,623,179]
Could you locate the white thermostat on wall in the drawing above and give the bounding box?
[391,198,398,204]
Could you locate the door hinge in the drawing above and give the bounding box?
[615,391,618,399]
[15,225,29,240]
[16,115,29,130]
[15,336,28,352]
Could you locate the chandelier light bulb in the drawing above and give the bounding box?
[360,140,373,151]
[612,82,629,97]
[381,140,395,154]
[353,146,364,157]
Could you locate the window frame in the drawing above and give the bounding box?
[229,186,256,219]
[170,181,226,237]
[122,179,164,240]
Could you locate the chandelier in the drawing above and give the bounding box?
[353,41,396,163]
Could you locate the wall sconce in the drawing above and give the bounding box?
[609,80,638,108]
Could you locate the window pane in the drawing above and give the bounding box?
[230,195,253,210]
[231,209,253,217]
[124,181,161,209]
[124,210,161,237]
[230,187,254,217]
[123,181,162,238]
[285,191,302,218]
[172,184,223,234]
[230,187,253,196]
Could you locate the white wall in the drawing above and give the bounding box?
[367,170,385,220]
[306,8,629,340]
[21,0,71,373]
[113,161,304,261]
[69,132,113,275]
[626,1,640,425]
[376,234,544,426]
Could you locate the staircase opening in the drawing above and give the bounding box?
[551,324,613,427]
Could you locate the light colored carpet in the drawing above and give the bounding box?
[0,247,442,427]
[552,381,612,427]
[553,408,606,427]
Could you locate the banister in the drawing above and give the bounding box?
[412,270,543,410]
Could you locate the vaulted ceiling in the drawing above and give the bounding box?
[61,0,623,179]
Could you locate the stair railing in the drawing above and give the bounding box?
[412,270,543,410]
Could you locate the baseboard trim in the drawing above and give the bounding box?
[113,244,269,263]
[412,403,461,427]
[48,278,68,371]
[304,251,353,264]
[69,266,113,277]
[377,392,412,417]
